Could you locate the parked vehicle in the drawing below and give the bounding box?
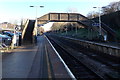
[1,31,22,46]
[2,31,14,38]
[0,34,12,46]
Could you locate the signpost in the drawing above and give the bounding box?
[15,25,21,31]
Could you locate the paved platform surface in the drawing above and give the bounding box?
[2,35,73,79]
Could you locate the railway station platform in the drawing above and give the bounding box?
[2,35,74,79]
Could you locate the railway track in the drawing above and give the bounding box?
[59,37,119,70]
[49,35,120,70]
[47,36,104,79]
[46,34,120,79]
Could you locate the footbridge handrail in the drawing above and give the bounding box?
[101,22,116,35]
[22,19,29,39]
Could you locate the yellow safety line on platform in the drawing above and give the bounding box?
[45,44,52,78]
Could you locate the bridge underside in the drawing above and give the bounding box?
[37,13,87,24]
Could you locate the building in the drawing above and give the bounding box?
[0,22,14,30]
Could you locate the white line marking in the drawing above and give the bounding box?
[45,35,76,79]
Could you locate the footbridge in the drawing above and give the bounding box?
[37,13,108,39]
[37,13,107,36]
[22,13,115,44]
[22,13,90,44]
[37,13,116,41]
[37,13,87,24]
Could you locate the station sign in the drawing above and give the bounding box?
[92,23,100,27]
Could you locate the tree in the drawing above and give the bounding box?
[20,18,24,31]
[51,22,64,31]
[87,1,120,18]
[102,1,120,14]
[87,11,99,19]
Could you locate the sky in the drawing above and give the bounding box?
[0,0,119,31]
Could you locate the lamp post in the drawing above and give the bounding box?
[30,6,44,43]
[93,6,105,36]
[30,5,44,30]
[30,6,44,25]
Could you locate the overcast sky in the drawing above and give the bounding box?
[0,0,119,24]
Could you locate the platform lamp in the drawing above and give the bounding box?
[93,6,105,36]
[30,6,44,26]
[30,6,44,43]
